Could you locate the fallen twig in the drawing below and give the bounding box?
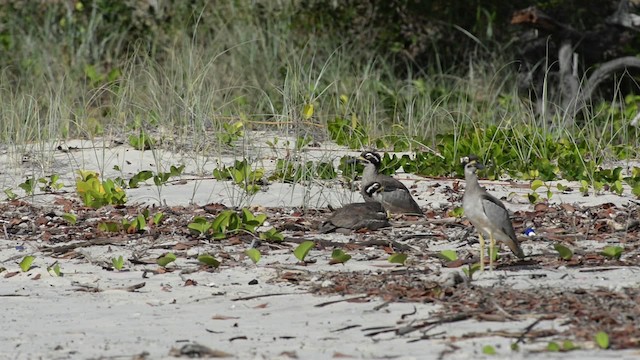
[315,295,370,307]
[70,281,146,293]
[406,328,447,342]
[364,312,474,337]
[284,236,415,252]
[331,325,361,333]
[579,266,636,273]
[41,237,129,254]
[462,329,558,340]
[393,218,461,228]
[231,292,305,301]
[515,317,544,345]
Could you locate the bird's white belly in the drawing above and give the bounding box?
[463,198,493,237]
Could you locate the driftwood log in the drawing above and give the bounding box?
[511,1,640,126]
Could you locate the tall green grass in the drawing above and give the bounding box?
[0,0,638,180]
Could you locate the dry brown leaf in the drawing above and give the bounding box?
[279,351,298,359]
[333,352,355,358]
[444,259,465,268]
[211,315,240,320]
[203,203,227,213]
[4,271,19,278]
[173,241,198,251]
[534,203,549,212]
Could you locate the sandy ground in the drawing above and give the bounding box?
[1,138,640,359]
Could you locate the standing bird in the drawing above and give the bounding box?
[358,151,423,216]
[319,182,391,233]
[461,155,525,271]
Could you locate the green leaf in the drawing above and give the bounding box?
[153,212,164,225]
[197,254,220,268]
[169,165,185,177]
[490,245,499,261]
[241,208,255,223]
[595,331,609,349]
[212,167,231,180]
[254,213,267,225]
[330,249,352,264]
[562,340,578,351]
[157,252,177,267]
[112,255,124,270]
[388,253,408,265]
[482,345,496,355]
[62,213,77,225]
[19,255,35,272]
[530,179,545,191]
[554,243,573,260]
[4,188,18,200]
[302,103,314,119]
[601,246,623,260]
[293,241,315,262]
[448,206,464,218]
[245,248,261,264]
[462,263,482,279]
[50,263,62,277]
[611,180,624,195]
[259,228,284,242]
[439,250,458,262]
[98,221,121,232]
[136,214,147,230]
[211,210,239,233]
[188,217,211,235]
[129,170,153,188]
[19,178,36,195]
[546,342,561,352]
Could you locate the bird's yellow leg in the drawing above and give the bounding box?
[478,233,485,272]
[489,233,496,271]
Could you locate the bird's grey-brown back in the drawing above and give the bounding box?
[358,151,423,216]
[461,156,524,259]
[320,182,390,233]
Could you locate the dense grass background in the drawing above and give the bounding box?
[0,0,638,182]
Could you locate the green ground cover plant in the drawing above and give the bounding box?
[0,1,638,195]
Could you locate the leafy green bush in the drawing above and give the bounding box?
[76,170,127,208]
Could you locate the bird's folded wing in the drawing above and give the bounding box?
[380,182,410,193]
[481,195,518,240]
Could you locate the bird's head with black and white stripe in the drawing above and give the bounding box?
[359,151,382,169]
[461,155,485,176]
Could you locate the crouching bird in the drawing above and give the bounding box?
[358,151,423,216]
[319,182,391,233]
[461,155,525,271]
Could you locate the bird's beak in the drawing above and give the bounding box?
[345,157,362,165]
[475,161,485,169]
